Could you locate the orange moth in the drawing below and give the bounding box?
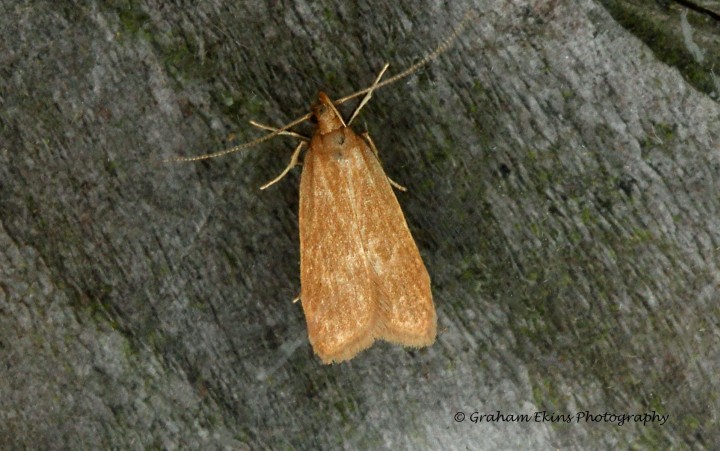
[169,10,478,363]
[296,90,436,363]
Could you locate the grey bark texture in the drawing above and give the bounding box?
[1,0,718,449]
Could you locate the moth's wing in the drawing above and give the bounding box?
[298,131,380,364]
[351,133,436,347]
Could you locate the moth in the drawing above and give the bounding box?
[169,10,477,363]
[296,89,436,363]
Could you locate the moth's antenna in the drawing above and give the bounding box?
[165,8,479,163]
[335,8,480,106]
[163,112,311,163]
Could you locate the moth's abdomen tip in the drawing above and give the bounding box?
[312,333,376,364]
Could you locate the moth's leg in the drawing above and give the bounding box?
[249,120,309,142]
[260,141,306,190]
[348,63,390,125]
[361,132,407,192]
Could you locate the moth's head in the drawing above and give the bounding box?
[312,92,345,135]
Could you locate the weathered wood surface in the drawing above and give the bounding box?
[1,0,718,448]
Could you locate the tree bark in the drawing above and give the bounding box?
[1,0,718,448]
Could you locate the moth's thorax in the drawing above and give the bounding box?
[312,92,344,135]
[310,127,354,157]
